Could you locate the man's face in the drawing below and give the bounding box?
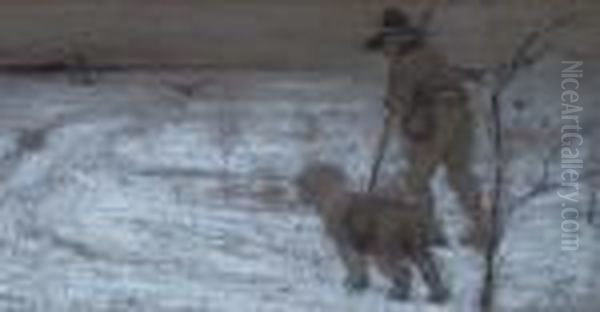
[383,35,422,58]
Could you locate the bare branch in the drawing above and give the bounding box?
[496,12,576,89]
[511,169,600,212]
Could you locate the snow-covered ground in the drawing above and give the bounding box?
[0,68,597,311]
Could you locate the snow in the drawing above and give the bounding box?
[0,69,596,311]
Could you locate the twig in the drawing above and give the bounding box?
[495,12,575,90]
[512,169,600,210]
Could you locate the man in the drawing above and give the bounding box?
[366,7,487,250]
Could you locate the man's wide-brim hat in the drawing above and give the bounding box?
[365,7,426,51]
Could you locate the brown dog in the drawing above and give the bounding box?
[295,162,449,302]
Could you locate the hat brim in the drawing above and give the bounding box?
[364,29,425,52]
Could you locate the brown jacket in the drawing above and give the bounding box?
[385,45,470,142]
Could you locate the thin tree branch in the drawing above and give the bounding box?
[495,12,575,90]
[513,169,600,210]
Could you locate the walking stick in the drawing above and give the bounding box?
[368,104,394,192]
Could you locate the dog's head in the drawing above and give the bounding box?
[294,162,347,206]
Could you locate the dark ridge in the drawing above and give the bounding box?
[0,61,107,74]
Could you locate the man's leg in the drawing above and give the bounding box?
[405,143,447,246]
[444,126,488,251]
